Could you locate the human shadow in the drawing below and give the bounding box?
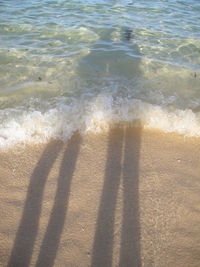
[35,133,81,267]
[8,142,63,267]
[91,126,141,267]
[85,25,142,266]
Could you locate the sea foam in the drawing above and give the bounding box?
[0,94,200,148]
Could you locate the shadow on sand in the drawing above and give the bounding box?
[91,126,141,267]
[8,134,81,267]
[35,134,81,267]
[8,127,141,267]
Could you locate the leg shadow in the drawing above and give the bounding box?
[35,133,81,267]
[119,127,141,267]
[91,128,123,267]
[8,142,63,267]
[91,126,141,267]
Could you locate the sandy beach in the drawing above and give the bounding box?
[0,126,200,267]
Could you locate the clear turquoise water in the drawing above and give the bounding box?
[0,0,200,146]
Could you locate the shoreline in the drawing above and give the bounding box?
[1,127,200,266]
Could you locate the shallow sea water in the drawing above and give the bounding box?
[0,0,200,147]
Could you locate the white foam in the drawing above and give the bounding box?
[0,95,200,148]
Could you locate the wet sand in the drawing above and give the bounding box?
[0,127,200,267]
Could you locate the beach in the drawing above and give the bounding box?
[1,0,200,266]
[1,127,200,267]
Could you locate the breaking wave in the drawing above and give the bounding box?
[1,94,200,148]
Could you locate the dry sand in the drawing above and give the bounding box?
[0,126,200,267]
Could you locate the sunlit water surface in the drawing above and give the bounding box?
[0,0,200,147]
